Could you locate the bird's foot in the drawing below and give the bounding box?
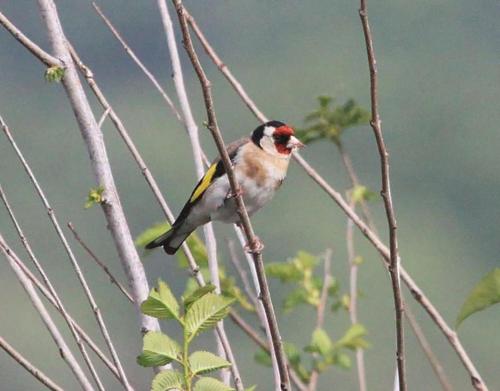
[227,187,244,199]
[244,236,264,254]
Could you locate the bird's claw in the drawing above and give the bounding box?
[227,187,244,199]
[244,237,264,254]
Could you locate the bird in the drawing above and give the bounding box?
[145,120,304,254]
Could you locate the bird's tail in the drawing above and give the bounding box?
[145,225,193,255]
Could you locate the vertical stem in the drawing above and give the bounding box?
[358,1,406,389]
[36,0,160,336]
[172,2,290,389]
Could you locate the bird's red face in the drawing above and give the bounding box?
[251,121,304,157]
[272,125,304,155]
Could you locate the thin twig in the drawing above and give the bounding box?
[308,250,333,391]
[0,123,106,391]
[155,1,229,384]
[358,2,406,389]
[0,335,64,391]
[6,239,122,381]
[68,222,134,303]
[172,2,291,389]
[346,198,367,391]
[178,7,488,389]
[226,239,257,307]
[0,10,60,67]
[92,2,182,123]
[97,107,111,129]
[37,0,161,337]
[3,187,132,390]
[0,235,94,391]
[405,306,453,391]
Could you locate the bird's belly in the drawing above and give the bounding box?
[211,175,277,223]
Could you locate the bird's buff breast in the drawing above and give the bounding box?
[209,145,289,223]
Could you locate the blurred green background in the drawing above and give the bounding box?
[1,0,499,390]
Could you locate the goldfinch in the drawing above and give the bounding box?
[146,120,304,254]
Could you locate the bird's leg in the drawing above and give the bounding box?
[226,186,244,199]
[244,236,264,254]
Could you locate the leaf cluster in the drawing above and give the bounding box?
[44,65,65,82]
[138,279,236,391]
[296,96,369,146]
[84,185,105,209]
[136,222,254,312]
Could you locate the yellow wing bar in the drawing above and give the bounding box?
[190,163,217,202]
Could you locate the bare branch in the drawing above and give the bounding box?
[0,124,106,390]
[68,222,134,303]
[0,165,131,390]
[36,0,161,337]
[182,12,488,387]
[345,199,367,391]
[172,2,290,389]
[0,335,64,391]
[308,250,333,391]
[405,306,452,391]
[92,3,183,124]
[357,2,406,389]
[6,238,122,381]
[0,235,93,391]
[0,10,60,67]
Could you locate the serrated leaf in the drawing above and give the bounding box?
[253,349,272,367]
[189,351,231,375]
[141,279,181,322]
[183,284,216,310]
[456,268,500,328]
[184,293,234,340]
[336,323,370,350]
[310,328,333,356]
[137,331,181,367]
[193,377,234,391]
[151,369,184,391]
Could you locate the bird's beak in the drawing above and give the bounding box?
[287,136,305,150]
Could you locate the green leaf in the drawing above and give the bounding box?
[151,369,184,391]
[177,231,208,268]
[221,276,254,312]
[183,283,216,310]
[137,331,181,367]
[84,186,105,209]
[45,65,65,82]
[283,342,301,366]
[194,377,234,391]
[336,353,352,369]
[141,279,181,322]
[189,351,231,375]
[336,323,370,350]
[184,293,234,340]
[265,262,302,282]
[253,349,272,367]
[351,185,377,204]
[456,268,500,328]
[309,328,333,356]
[245,386,257,391]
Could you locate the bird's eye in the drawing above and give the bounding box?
[273,134,289,144]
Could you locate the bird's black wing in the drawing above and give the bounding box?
[173,138,249,227]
